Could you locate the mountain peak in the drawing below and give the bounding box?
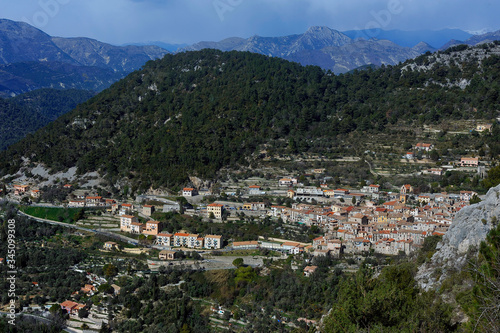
[297,26,351,49]
[305,26,335,33]
[412,41,436,53]
[465,29,500,45]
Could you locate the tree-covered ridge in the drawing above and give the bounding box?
[1,44,499,189]
[0,89,94,150]
[10,89,95,122]
[0,98,34,150]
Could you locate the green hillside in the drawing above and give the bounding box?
[0,89,94,150]
[0,44,499,189]
[10,88,95,122]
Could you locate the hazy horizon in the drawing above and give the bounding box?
[0,0,498,46]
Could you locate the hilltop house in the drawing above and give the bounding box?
[415,143,434,151]
[460,191,477,202]
[303,266,318,277]
[159,250,178,260]
[85,196,103,207]
[120,215,138,232]
[130,222,144,234]
[174,233,190,247]
[476,124,492,132]
[204,235,222,249]
[103,241,119,251]
[182,188,197,197]
[13,184,29,195]
[142,205,155,216]
[156,233,173,246]
[60,301,85,315]
[207,203,224,219]
[143,220,162,236]
[460,157,479,167]
[248,185,263,195]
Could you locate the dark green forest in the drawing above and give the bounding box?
[0,89,94,150]
[1,43,499,189]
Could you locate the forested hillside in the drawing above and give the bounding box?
[0,89,94,150]
[10,89,95,122]
[0,43,499,189]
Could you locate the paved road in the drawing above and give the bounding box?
[16,210,150,248]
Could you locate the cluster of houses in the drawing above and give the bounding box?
[12,184,42,198]
[69,195,117,208]
[60,300,86,315]
[403,142,481,168]
[6,171,480,260]
[60,275,121,315]
[268,185,476,256]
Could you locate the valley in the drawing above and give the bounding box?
[0,19,500,332]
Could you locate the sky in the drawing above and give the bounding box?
[0,0,498,45]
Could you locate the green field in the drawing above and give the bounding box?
[19,206,82,224]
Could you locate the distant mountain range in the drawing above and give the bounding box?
[180,26,435,73]
[180,26,500,73]
[342,28,473,48]
[123,41,188,53]
[441,30,500,49]
[0,19,169,96]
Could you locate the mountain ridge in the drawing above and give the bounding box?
[181,27,500,73]
[1,44,499,189]
[0,18,169,96]
[180,26,433,73]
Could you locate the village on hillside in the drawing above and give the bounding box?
[4,142,484,261]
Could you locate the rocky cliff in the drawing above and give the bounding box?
[417,184,500,290]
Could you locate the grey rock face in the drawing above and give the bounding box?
[417,185,500,290]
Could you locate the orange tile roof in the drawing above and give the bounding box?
[233,241,259,246]
[60,300,78,308]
